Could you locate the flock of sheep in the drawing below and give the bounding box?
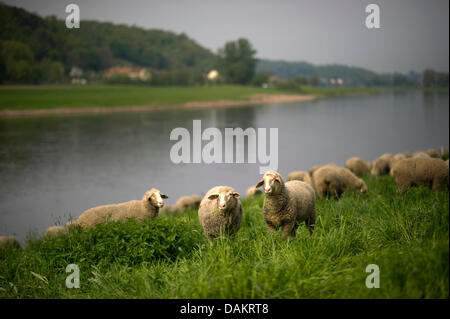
[0,147,448,249]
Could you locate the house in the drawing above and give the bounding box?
[104,67,151,81]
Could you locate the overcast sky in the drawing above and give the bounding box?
[3,0,449,73]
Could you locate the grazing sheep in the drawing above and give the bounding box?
[413,151,431,159]
[159,204,179,214]
[44,225,67,238]
[371,154,393,176]
[401,152,413,158]
[175,195,201,211]
[393,153,407,161]
[76,188,168,229]
[287,171,313,185]
[256,170,316,239]
[389,153,408,176]
[312,166,345,199]
[246,186,262,198]
[392,158,449,194]
[335,167,368,194]
[65,220,79,229]
[0,236,21,250]
[198,186,242,241]
[309,165,322,176]
[345,157,370,176]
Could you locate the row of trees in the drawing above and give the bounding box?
[422,69,449,88]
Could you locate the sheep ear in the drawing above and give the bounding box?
[161,194,168,199]
[208,194,219,200]
[256,180,264,188]
[232,192,240,199]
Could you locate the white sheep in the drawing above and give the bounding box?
[0,236,21,250]
[256,170,316,239]
[198,186,242,241]
[76,188,168,228]
[287,171,313,186]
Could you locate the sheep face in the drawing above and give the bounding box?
[360,183,368,194]
[143,189,168,208]
[208,189,240,212]
[256,170,284,195]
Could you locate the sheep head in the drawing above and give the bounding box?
[256,170,284,195]
[208,186,240,212]
[143,188,168,208]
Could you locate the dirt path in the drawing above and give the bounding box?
[0,94,317,118]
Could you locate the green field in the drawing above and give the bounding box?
[0,85,293,111]
[0,176,448,298]
[0,85,444,112]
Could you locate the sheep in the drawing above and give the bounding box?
[335,166,368,194]
[287,171,313,186]
[312,166,345,199]
[401,152,413,158]
[0,236,21,250]
[256,170,316,239]
[65,220,79,229]
[175,195,201,211]
[246,185,262,198]
[391,158,449,194]
[309,163,338,176]
[345,157,370,176]
[76,188,168,229]
[389,153,408,176]
[413,151,431,159]
[44,225,67,238]
[197,186,242,241]
[371,153,393,176]
[309,165,322,176]
[159,204,179,214]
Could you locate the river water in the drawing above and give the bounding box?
[0,91,448,240]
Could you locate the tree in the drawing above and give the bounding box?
[435,73,449,87]
[0,40,37,83]
[217,38,256,84]
[251,72,269,87]
[422,69,435,87]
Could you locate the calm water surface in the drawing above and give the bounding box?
[0,91,448,240]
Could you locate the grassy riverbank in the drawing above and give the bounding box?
[0,85,296,111]
[1,85,442,112]
[0,176,448,298]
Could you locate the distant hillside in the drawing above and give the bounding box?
[0,3,216,83]
[256,59,379,86]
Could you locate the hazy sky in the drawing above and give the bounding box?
[3,0,449,73]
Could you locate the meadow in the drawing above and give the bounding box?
[0,175,448,299]
[0,85,294,111]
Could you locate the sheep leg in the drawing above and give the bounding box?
[281,223,296,240]
[266,222,277,234]
[306,217,316,236]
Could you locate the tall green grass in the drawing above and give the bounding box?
[0,176,448,298]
